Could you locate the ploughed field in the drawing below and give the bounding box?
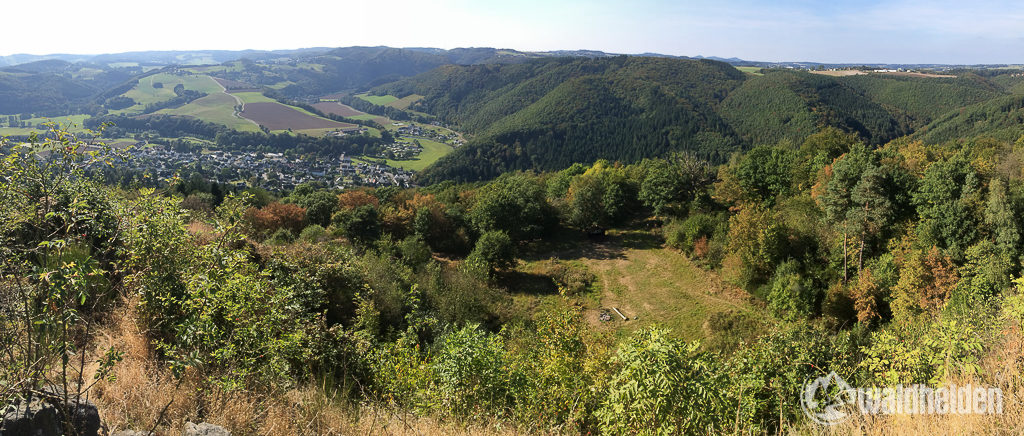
[239,102,357,131]
[312,102,364,117]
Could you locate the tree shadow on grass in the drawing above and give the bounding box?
[494,270,559,295]
[521,225,665,263]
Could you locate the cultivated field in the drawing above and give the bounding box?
[239,102,355,131]
[810,69,956,78]
[355,93,424,110]
[159,93,261,132]
[809,69,867,77]
[389,94,424,110]
[312,102,363,117]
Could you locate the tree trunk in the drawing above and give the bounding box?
[843,227,848,284]
[859,234,865,277]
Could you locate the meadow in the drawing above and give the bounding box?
[383,137,453,171]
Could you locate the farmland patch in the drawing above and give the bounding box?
[239,102,356,131]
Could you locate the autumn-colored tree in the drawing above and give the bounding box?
[337,189,380,210]
[851,268,882,323]
[245,202,306,236]
[891,247,959,322]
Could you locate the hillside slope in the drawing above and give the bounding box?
[401,57,748,182]
[391,61,1021,182]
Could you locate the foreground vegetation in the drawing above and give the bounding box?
[3,124,1024,434]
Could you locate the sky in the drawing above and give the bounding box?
[3,0,1023,64]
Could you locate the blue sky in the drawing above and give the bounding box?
[3,0,1023,64]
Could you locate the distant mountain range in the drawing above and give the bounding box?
[3,45,1023,185]
[2,47,1019,70]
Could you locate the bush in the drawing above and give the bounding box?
[596,328,729,435]
[466,231,516,277]
[298,224,327,243]
[398,234,432,267]
[268,228,295,245]
[765,260,818,319]
[430,325,510,417]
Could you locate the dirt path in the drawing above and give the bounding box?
[212,77,260,127]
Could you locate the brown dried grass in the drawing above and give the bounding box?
[81,298,538,435]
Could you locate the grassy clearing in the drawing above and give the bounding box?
[0,114,90,135]
[231,92,277,104]
[735,66,763,75]
[383,137,453,171]
[356,94,399,106]
[159,93,260,132]
[118,73,222,113]
[516,227,760,342]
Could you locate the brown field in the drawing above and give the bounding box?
[877,71,957,78]
[810,70,955,78]
[389,94,424,110]
[312,101,364,117]
[212,77,258,91]
[240,102,356,131]
[810,70,867,76]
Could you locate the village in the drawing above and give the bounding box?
[111,144,416,192]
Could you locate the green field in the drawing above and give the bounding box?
[159,93,260,132]
[735,66,763,75]
[230,92,277,104]
[117,73,223,113]
[356,94,399,106]
[0,114,90,136]
[384,137,453,171]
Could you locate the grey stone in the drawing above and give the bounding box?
[1,392,100,436]
[183,422,231,436]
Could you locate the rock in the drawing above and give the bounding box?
[184,422,231,436]
[112,431,154,436]
[1,392,101,436]
[1,396,61,436]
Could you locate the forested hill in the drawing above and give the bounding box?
[375,58,1023,183]
[0,60,134,115]
[390,56,750,182]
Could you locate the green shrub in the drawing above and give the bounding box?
[267,228,295,245]
[430,325,510,417]
[398,234,432,268]
[466,230,516,277]
[595,328,728,435]
[299,224,326,242]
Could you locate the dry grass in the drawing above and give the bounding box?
[791,323,1024,435]
[79,298,539,435]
